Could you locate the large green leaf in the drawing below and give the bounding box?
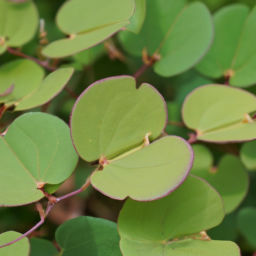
[182,85,256,142]
[56,216,122,256]
[196,4,256,88]
[0,112,78,206]
[0,0,38,54]
[71,76,193,200]
[71,76,167,162]
[191,145,248,213]
[0,231,29,256]
[238,207,256,248]
[118,175,240,256]
[126,0,146,34]
[0,59,74,111]
[118,0,213,77]
[42,0,134,58]
[30,238,58,256]
[241,140,256,171]
[91,136,193,201]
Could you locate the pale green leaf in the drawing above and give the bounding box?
[0,112,78,206]
[118,0,213,77]
[56,216,122,256]
[71,76,167,162]
[240,140,256,171]
[196,4,256,87]
[0,231,29,256]
[0,0,38,54]
[182,85,256,142]
[118,175,240,256]
[91,136,193,201]
[42,0,134,58]
[191,145,248,213]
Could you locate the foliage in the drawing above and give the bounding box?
[0,0,255,255]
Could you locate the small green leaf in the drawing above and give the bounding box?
[71,76,167,162]
[56,216,122,256]
[191,145,248,213]
[0,112,78,206]
[238,207,256,249]
[30,238,58,256]
[0,0,38,54]
[241,140,256,171]
[0,59,74,111]
[42,0,134,58]
[196,4,256,87]
[118,0,213,77]
[118,175,240,256]
[15,68,74,111]
[91,136,193,200]
[182,85,256,142]
[126,0,146,34]
[0,231,29,256]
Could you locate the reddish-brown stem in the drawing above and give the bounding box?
[253,251,256,256]
[133,63,152,79]
[64,87,78,100]
[187,133,197,144]
[7,47,56,72]
[168,121,185,127]
[0,105,7,121]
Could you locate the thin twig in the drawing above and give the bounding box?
[187,133,197,144]
[64,87,78,100]
[168,121,185,127]
[133,63,151,79]
[7,47,56,72]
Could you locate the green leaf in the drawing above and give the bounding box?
[241,140,256,171]
[118,0,213,77]
[42,0,134,58]
[73,43,106,67]
[191,145,248,213]
[126,0,146,34]
[0,231,29,256]
[91,136,193,200]
[0,112,78,206]
[30,238,58,256]
[71,76,167,162]
[238,207,256,248]
[15,68,74,111]
[118,175,240,256]
[0,59,74,111]
[56,216,122,256]
[196,4,256,88]
[182,84,256,142]
[0,0,38,54]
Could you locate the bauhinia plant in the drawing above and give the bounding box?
[0,0,256,255]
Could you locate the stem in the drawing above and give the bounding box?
[0,204,45,249]
[133,63,151,79]
[187,133,197,144]
[7,47,56,72]
[168,121,185,127]
[0,105,7,121]
[64,87,78,100]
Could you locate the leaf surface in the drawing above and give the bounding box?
[0,112,78,206]
[30,238,58,256]
[241,140,256,171]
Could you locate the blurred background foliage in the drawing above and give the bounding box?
[1,0,256,255]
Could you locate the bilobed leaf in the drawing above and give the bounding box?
[126,0,146,34]
[71,76,193,200]
[15,68,74,111]
[56,216,122,256]
[0,0,38,54]
[191,145,248,213]
[118,175,240,256]
[238,207,256,248]
[42,0,134,58]
[0,231,29,256]
[196,4,256,88]
[30,238,58,256]
[241,140,256,171]
[71,76,167,162]
[0,112,78,206]
[0,59,74,111]
[118,0,213,77]
[182,85,256,142]
[91,136,193,201]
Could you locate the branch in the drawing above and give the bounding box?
[187,133,197,144]
[7,47,56,72]
[168,121,185,127]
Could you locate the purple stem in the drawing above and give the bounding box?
[57,188,83,201]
